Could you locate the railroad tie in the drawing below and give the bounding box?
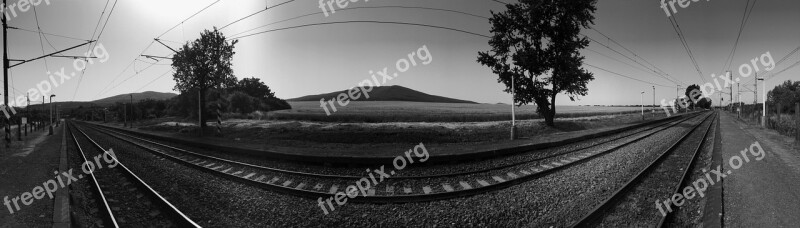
[254,175,267,182]
[520,170,531,175]
[459,181,473,190]
[403,187,412,194]
[476,180,490,187]
[422,186,432,194]
[560,159,571,164]
[221,168,233,173]
[492,176,506,183]
[442,184,454,192]
[329,185,339,194]
[507,172,518,179]
[551,162,563,167]
[541,165,553,169]
[385,185,394,194]
[296,183,306,190]
[243,173,256,179]
[268,177,280,184]
[232,171,243,176]
[281,180,293,187]
[313,183,324,191]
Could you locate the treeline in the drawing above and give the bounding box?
[767,80,800,113]
[68,77,290,121]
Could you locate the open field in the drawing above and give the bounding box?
[265,101,659,122]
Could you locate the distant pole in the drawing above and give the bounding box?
[198,90,203,137]
[652,86,655,117]
[676,85,680,113]
[130,94,133,128]
[640,91,644,120]
[48,95,54,135]
[510,76,517,140]
[727,71,732,111]
[25,93,28,136]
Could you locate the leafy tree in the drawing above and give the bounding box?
[685,84,702,110]
[767,80,800,114]
[235,77,274,99]
[228,91,255,114]
[477,0,597,126]
[172,28,238,127]
[696,97,712,109]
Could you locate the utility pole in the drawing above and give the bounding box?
[758,77,765,127]
[754,72,758,105]
[3,0,10,148]
[129,94,133,128]
[676,85,681,113]
[728,71,732,111]
[511,76,516,140]
[652,86,655,117]
[640,91,644,120]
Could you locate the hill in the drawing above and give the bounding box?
[92,91,177,105]
[288,85,477,104]
[23,91,177,110]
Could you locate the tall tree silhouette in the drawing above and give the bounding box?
[172,28,237,128]
[478,0,597,126]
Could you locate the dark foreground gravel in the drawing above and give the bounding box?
[67,113,710,227]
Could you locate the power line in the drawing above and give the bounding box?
[134,69,173,92]
[585,63,674,88]
[73,0,117,100]
[666,13,706,85]
[156,0,221,39]
[8,27,89,41]
[219,0,296,30]
[585,35,680,85]
[230,5,489,38]
[590,28,685,85]
[231,20,489,40]
[721,0,757,73]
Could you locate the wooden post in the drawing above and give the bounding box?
[796,103,799,143]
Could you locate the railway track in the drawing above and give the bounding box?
[570,111,716,227]
[66,122,200,227]
[74,112,709,203]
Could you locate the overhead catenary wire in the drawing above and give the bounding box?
[74,0,118,100]
[667,13,706,85]
[720,0,758,73]
[590,28,685,85]
[229,5,490,38]
[585,63,675,88]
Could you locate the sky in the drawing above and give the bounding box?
[1,0,799,107]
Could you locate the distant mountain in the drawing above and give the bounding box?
[24,91,177,110]
[288,85,477,104]
[92,91,177,105]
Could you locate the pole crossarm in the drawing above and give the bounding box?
[9,40,95,68]
[51,55,98,59]
[142,54,173,60]
[154,38,179,53]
